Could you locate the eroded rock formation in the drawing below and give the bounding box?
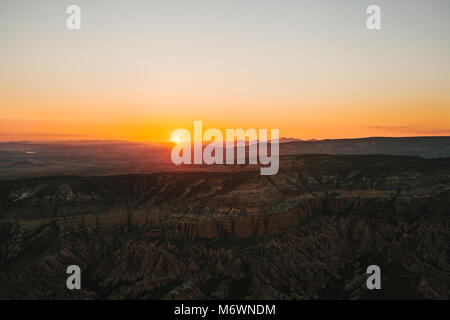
[0,155,449,299]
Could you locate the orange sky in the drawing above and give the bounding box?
[1,1,449,142]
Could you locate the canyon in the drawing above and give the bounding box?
[0,154,449,299]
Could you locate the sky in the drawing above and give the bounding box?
[1,0,449,142]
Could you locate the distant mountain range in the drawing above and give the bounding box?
[2,136,450,158]
[1,136,449,180]
[279,136,450,158]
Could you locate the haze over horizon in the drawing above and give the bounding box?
[2,135,450,145]
[1,0,449,142]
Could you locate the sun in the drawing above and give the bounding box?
[171,136,182,144]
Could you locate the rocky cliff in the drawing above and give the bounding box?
[0,155,449,299]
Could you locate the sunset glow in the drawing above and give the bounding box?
[171,136,182,144]
[1,0,449,142]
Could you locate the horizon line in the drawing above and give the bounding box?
[1,135,450,145]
